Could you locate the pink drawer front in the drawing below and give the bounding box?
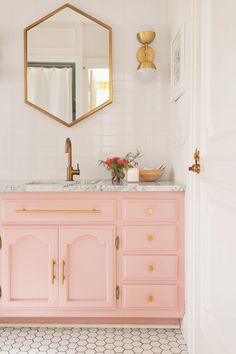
[122,255,178,281]
[122,226,178,251]
[122,284,178,309]
[1,199,116,223]
[123,199,178,222]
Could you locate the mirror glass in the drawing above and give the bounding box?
[25,4,112,127]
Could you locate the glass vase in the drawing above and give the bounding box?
[111,171,124,185]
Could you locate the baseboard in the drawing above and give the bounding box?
[0,317,180,328]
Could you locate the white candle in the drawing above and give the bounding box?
[127,168,139,183]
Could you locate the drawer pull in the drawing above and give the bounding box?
[147,295,154,302]
[62,260,66,285]
[51,259,56,284]
[147,234,154,241]
[15,208,101,214]
[147,264,154,272]
[147,208,153,215]
[116,285,120,300]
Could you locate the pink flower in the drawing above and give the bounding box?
[117,159,124,166]
[106,158,111,166]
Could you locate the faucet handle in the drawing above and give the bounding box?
[73,163,80,176]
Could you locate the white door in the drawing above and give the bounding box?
[189,0,236,353]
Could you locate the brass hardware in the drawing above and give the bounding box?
[136,46,155,63]
[116,285,120,300]
[24,3,113,127]
[137,31,156,45]
[62,260,66,285]
[147,234,154,241]
[51,259,56,284]
[147,208,153,215]
[136,30,156,76]
[189,148,201,174]
[65,137,80,181]
[0,286,2,298]
[115,236,120,250]
[0,236,2,250]
[15,208,101,214]
[147,264,154,272]
[147,295,154,302]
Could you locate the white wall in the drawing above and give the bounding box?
[0,0,170,181]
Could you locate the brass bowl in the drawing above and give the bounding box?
[139,168,164,182]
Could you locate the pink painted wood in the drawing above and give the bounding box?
[122,226,178,251]
[123,199,178,222]
[122,255,178,282]
[0,191,184,322]
[1,227,58,308]
[59,227,115,309]
[122,285,178,309]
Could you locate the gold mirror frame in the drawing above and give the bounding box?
[24,3,112,127]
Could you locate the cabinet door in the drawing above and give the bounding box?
[59,227,115,309]
[1,227,58,308]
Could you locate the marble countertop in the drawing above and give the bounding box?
[0,180,185,192]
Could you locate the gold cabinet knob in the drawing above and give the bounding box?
[147,208,153,215]
[147,264,154,272]
[147,295,154,302]
[147,234,154,241]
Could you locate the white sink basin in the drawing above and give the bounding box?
[25,180,75,185]
[25,180,100,185]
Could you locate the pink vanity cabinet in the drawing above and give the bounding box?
[0,191,184,324]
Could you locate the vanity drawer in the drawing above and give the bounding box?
[123,199,178,222]
[1,199,116,223]
[122,284,178,309]
[122,255,178,281]
[122,226,178,251]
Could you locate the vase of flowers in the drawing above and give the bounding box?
[99,157,128,184]
[99,150,142,185]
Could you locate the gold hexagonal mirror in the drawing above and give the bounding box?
[24,3,112,127]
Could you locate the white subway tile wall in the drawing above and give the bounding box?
[0,0,170,180]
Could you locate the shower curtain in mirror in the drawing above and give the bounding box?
[27,67,73,123]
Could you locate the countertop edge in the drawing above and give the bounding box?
[0,180,186,193]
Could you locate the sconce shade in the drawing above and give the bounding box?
[137,31,156,45]
[137,61,156,81]
[137,67,156,81]
[137,61,156,70]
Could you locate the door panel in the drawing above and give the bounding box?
[2,227,58,308]
[59,227,115,309]
[193,1,236,353]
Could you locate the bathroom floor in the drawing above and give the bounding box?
[0,326,188,354]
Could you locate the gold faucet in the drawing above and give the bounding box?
[65,137,80,181]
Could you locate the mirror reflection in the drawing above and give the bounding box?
[25,4,112,126]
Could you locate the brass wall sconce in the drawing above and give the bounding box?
[136,27,156,80]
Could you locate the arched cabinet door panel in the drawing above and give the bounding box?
[1,227,58,308]
[59,227,115,309]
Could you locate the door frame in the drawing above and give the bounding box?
[181,0,207,353]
